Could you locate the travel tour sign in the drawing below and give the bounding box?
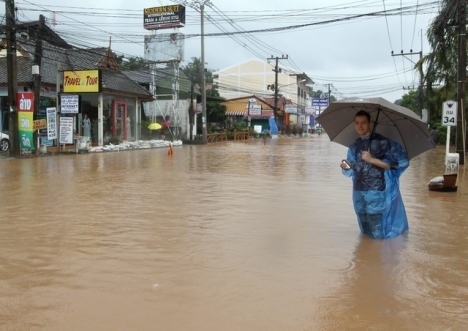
[17,92,35,151]
[143,5,186,30]
[63,70,102,93]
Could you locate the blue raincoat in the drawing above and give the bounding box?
[342,133,409,239]
[269,117,278,135]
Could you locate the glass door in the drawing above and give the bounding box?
[112,100,127,140]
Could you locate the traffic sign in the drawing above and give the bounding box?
[442,100,457,126]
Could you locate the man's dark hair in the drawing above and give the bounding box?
[355,110,371,122]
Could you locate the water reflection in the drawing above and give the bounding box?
[1,138,467,330]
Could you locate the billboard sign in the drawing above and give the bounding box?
[144,5,186,30]
[144,33,185,63]
[63,70,102,93]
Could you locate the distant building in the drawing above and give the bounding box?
[213,58,313,129]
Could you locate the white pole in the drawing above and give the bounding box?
[98,93,103,146]
[446,125,451,155]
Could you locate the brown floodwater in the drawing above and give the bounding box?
[1,136,467,330]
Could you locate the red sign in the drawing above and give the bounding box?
[17,92,35,112]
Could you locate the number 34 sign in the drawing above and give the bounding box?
[442,100,458,126]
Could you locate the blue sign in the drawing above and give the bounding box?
[309,115,315,127]
[312,98,329,107]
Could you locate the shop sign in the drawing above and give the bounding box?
[17,92,35,150]
[46,107,57,140]
[247,104,262,116]
[61,95,80,113]
[59,117,74,144]
[33,119,47,130]
[285,106,298,114]
[63,70,101,93]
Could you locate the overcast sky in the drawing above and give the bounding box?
[2,0,439,103]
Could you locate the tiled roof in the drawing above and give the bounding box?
[0,38,152,99]
[0,56,35,83]
[101,68,154,98]
[66,47,108,70]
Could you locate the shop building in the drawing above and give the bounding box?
[0,19,153,151]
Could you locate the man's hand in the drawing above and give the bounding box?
[340,160,351,170]
[362,148,390,169]
[362,148,373,163]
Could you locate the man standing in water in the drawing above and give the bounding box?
[340,110,410,239]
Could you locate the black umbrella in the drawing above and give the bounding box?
[316,97,435,160]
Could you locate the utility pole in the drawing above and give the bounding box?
[392,51,423,116]
[456,0,466,164]
[198,0,211,144]
[324,83,333,105]
[33,14,45,155]
[267,55,288,129]
[189,78,194,140]
[6,0,19,156]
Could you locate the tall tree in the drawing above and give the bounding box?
[118,56,149,71]
[180,56,213,87]
[420,0,461,125]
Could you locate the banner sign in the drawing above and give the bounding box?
[17,92,35,150]
[63,70,101,93]
[61,95,80,113]
[59,117,74,144]
[144,5,186,30]
[312,98,329,107]
[305,107,315,114]
[285,106,298,114]
[46,107,57,140]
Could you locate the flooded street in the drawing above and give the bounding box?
[1,136,468,330]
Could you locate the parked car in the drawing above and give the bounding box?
[0,132,10,152]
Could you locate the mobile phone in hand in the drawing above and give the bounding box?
[342,159,352,170]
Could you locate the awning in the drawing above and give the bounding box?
[225,111,246,116]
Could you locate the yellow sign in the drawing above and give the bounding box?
[33,119,47,130]
[63,70,101,93]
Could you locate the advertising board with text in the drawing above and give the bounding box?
[59,117,74,144]
[46,107,57,140]
[143,5,185,30]
[17,92,35,150]
[63,70,101,93]
[60,95,80,114]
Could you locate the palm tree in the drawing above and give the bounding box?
[420,0,461,124]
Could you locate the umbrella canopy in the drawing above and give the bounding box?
[148,123,162,130]
[316,97,435,160]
